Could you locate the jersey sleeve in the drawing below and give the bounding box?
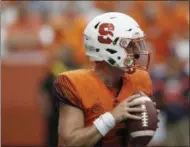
[52,75,83,109]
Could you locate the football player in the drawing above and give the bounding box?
[53,12,153,147]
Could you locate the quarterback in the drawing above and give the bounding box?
[53,12,154,147]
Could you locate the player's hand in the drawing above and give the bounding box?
[136,91,160,114]
[111,94,146,124]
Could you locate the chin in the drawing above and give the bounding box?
[115,69,125,77]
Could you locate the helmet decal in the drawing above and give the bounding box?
[113,37,119,45]
[98,23,115,44]
[105,48,117,54]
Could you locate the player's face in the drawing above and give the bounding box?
[121,38,150,72]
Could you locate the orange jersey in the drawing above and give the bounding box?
[53,69,152,147]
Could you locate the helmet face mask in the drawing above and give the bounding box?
[120,37,150,73]
[84,12,150,74]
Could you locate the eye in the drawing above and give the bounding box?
[134,54,140,59]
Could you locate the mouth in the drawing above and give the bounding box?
[122,55,148,74]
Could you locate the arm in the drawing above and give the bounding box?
[53,80,103,147]
[54,76,145,147]
[59,104,103,147]
[58,95,146,147]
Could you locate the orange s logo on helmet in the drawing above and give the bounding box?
[98,23,114,44]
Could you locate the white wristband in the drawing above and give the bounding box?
[93,112,116,136]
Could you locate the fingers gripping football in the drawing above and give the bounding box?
[111,94,146,124]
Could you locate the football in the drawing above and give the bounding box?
[126,96,159,147]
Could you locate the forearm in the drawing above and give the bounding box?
[60,125,103,147]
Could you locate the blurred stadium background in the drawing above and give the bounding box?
[1,1,189,147]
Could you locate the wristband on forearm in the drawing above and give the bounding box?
[93,112,116,136]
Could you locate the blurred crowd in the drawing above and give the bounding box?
[1,1,189,146]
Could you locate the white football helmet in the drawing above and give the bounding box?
[84,12,150,74]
